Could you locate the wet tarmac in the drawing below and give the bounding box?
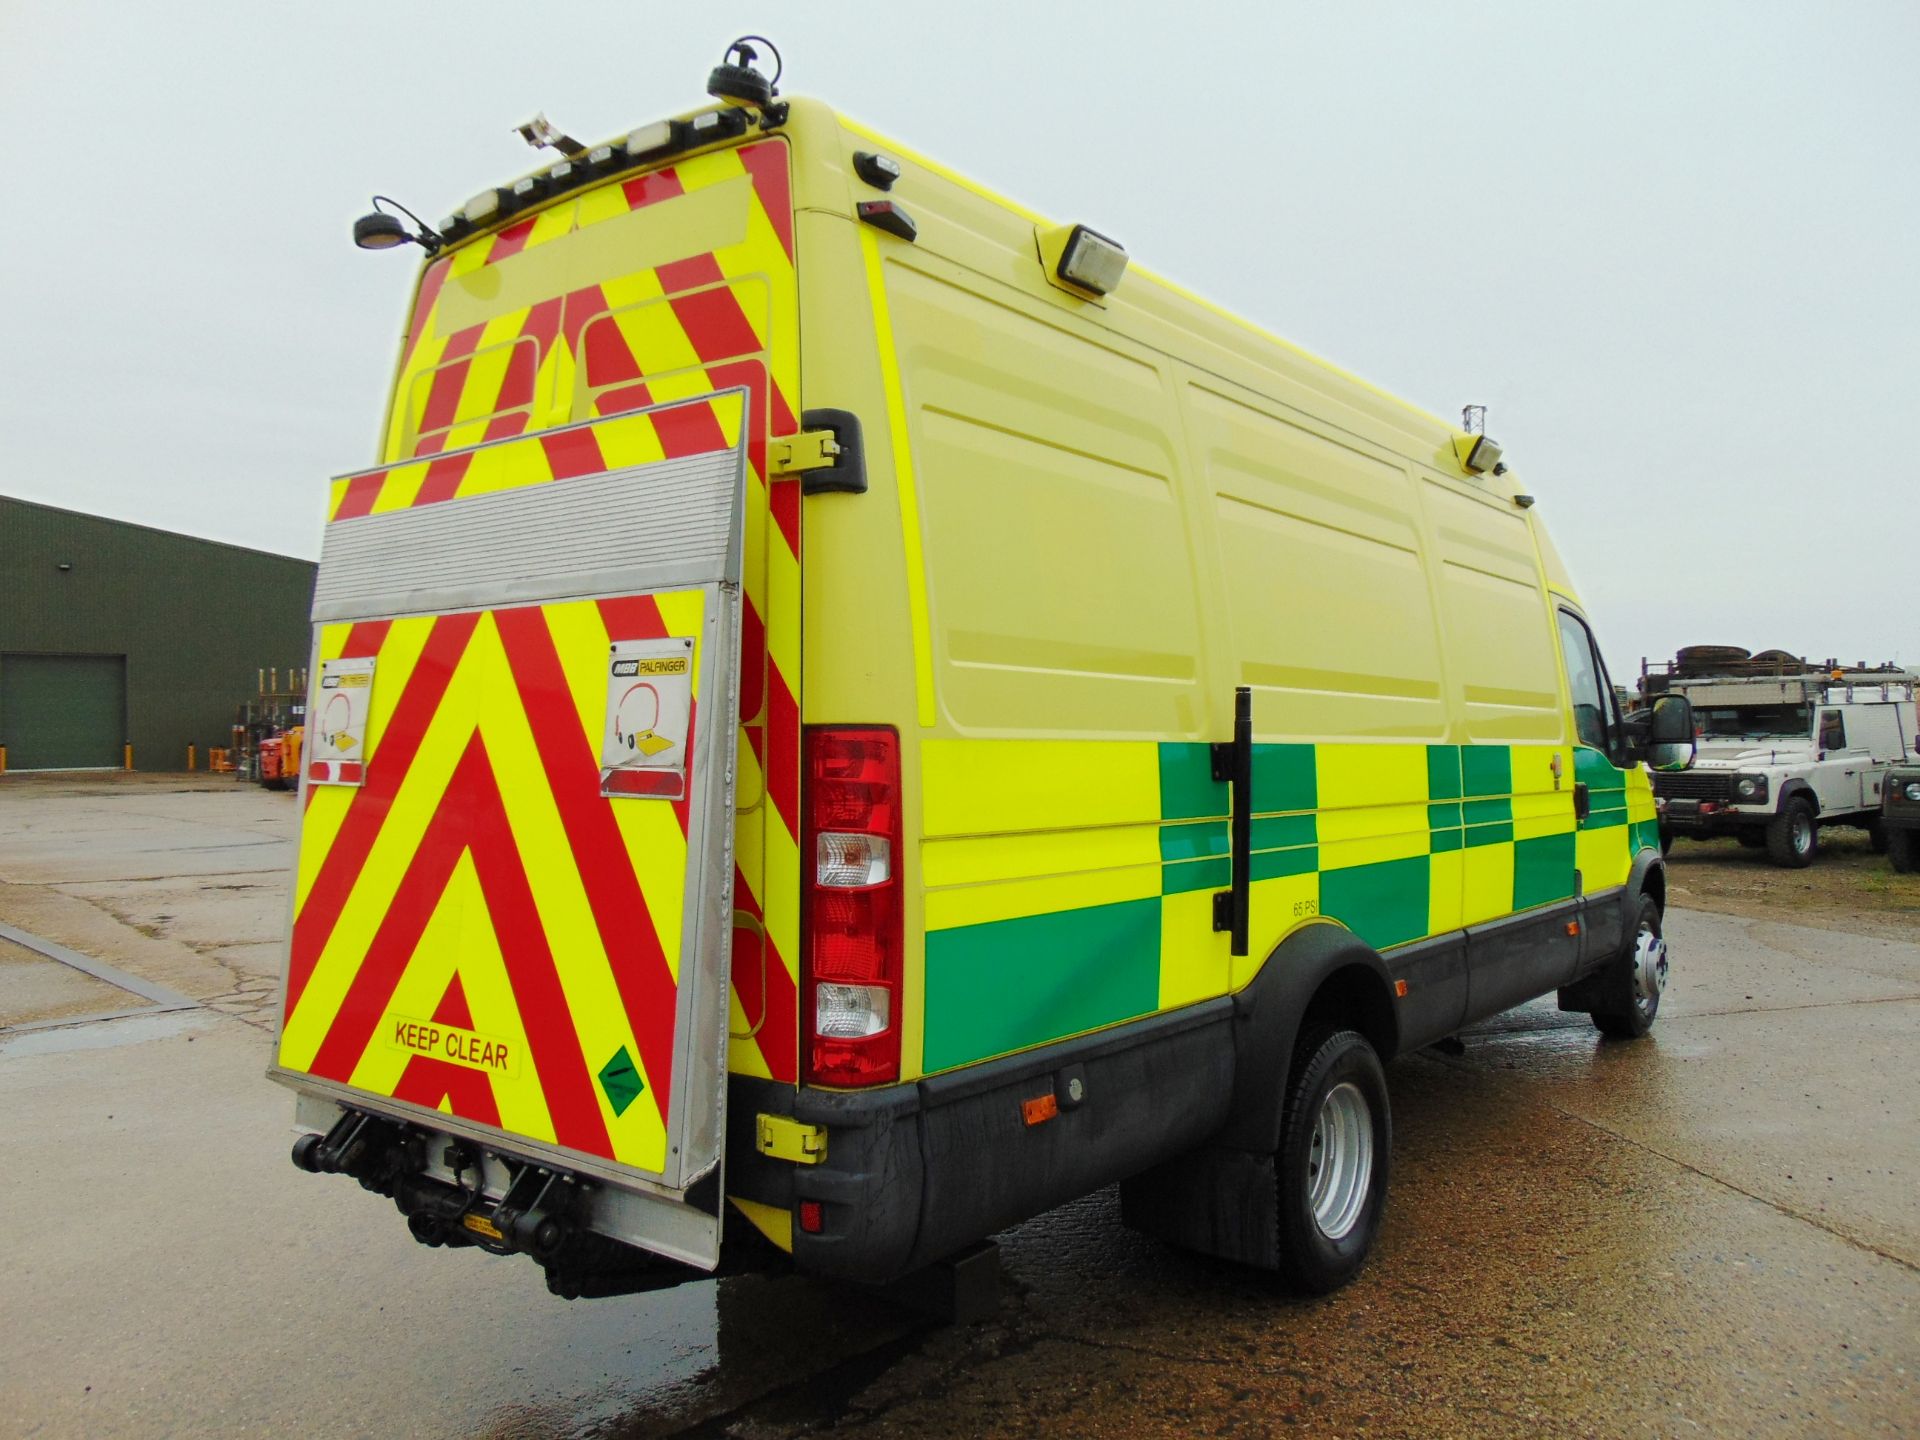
[2,777,1916,1437]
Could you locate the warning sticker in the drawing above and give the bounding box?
[601,637,694,800]
[309,656,375,787]
[388,1016,519,1077]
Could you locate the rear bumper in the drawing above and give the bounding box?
[728,1001,1235,1285]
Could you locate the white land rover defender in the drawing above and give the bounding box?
[1647,658,1916,868]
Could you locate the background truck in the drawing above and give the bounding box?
[1644,650,1916,866]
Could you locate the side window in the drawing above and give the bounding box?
[1556,610,1612,751]
[1819,710,1846,751]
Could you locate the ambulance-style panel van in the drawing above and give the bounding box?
[276,43,1695,1302]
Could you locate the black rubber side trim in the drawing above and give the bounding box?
[760,1002,1235,1285]
[911,1000,1228,1109]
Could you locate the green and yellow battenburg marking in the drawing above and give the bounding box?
[919,739,1657,1074]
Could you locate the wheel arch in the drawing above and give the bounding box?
[1216,922,1400,1153]
[1627,845,1666,919]
[1776,778,1819,816]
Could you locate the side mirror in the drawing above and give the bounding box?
[1620,695,1695,771]
[1649,694,1693,745]
[1646,695,1695,771]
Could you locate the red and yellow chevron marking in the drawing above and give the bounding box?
[364,139,803,1089]
[383,138,797,467]
[281,591,721,1174]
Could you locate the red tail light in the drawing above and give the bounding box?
[802,726,902,1087]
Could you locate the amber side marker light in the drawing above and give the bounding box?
[1022,1094,1059,1127]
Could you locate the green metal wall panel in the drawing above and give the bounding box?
[0,497,315,771]
[0,654,125,769]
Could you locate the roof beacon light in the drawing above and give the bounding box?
[351,195,442,256]
[1038,223,1128,299]
[708,35,782,110]
[1453,434,1504,475]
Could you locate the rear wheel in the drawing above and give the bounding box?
[1765,798,1817,868]
[1275,1028,1390,1294]
[1591,894,1667,1039]
[1890,828,1917,874]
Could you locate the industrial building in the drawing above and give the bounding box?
[0,496,315,772]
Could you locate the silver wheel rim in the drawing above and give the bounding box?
[1307,1081,1374,1241]
[1792,812,1812,855]
[1632,922,1668,1014]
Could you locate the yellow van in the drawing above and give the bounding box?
[274,40,1694,1302]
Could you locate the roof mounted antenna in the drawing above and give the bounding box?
[514,112,586,158]
[708,36,787,123]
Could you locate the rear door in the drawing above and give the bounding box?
[273,394,747,1266]
[377,137,805,1101]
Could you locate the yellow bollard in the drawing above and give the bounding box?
[188,744,197,772]
[0,744,7,775]
[124,743,133,772]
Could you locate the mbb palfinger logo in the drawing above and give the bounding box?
[600,636,695,799]
[310,657,375,785]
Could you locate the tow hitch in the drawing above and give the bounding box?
[291,1108,411,1191]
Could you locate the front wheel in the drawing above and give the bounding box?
[1765,798,1817,868]
[1591,894,1667,1039]
[1275,1029,1391,1294]
[1890,827,1918,874]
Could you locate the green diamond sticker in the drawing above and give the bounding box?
[598,1046,645,1117]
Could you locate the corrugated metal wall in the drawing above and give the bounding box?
[0,497,315,771]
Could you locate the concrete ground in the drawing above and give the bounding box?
[1,774,1915,1437]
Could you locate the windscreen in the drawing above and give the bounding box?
[1696,703,1811,739]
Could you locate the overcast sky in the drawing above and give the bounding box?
[2,2,1913,678]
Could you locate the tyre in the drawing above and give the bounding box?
[1658,825,1673,856]
[1765,798,1817,868]
[1890,827,1918,875]
[1275,1028,1391,1294]
[1736,830,1765,849]
[1591,894,1667,1040]
[1867,820,1888,855]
